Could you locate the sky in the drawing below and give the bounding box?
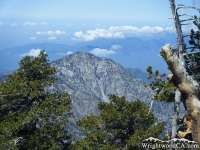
[0,0,199,49]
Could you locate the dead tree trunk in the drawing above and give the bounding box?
[160,44,200,143]
[171,89,181,138]
[169,0,185,139]
[168,0,200,142]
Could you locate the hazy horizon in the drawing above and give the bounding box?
[0,0,199,49]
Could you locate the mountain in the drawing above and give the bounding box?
[0,68,11,74]
[51,52,152,102]
[126,68,150,83]
[49,52,179,138]
[0,36,175,74]
[0,52,181,138]
[74,37,169,73]
[49,52,154,137]
[0,72,11,82]
[0,42,74,71]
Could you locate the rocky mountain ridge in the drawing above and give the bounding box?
[0,52,180,138]
[49,52,177,138]
[50,52,151,103]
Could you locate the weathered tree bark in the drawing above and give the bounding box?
[169,0,185,58]
[171,89,181,138]
[169,0,185,139]
[160,44,200,143]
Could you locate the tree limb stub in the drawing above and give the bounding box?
[160,44,200,143]
[160,44,199,93]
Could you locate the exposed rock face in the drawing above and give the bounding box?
[49,52,154,137]
[126,68,150,83]
[51,52,152,103]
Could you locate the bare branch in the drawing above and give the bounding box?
[183,33,199,37]
[183,50,200,56]
[179,14,195,17]
[185,47,200,50]
[181,23,193,25]
[180,18,195,22]
[177,5,200,11]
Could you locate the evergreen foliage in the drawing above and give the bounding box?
[185,15,200,82]
[189,15,200,47]
[69,95,164,150]
[145,66,176,102]
[0,51,72,149]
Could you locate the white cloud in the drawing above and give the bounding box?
[40,22,48,25]
[140,26,163,33]
[0,22,9,25]
[110,45,122,50]
[57,51,73,55]
[30,37,36,40]
[3,22,9,24]
[46,31,54,36]
[165,27,175,32]
[66,51,73,55]
[36,30,66,36]
[48,36,56,40]
[10,23,18,26]
[55,30,66,35]
[61,23,71,26]
[90,48,116,57]
[20,49,42,57]
[73,28,124,41]
[23,22,48,25]
[73,26,164,41]
[165,25,197,33]
[23,22,37,25]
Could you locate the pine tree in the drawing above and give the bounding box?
[0,51,72,149]
[186,15,200,82]
[69,95,164,150]
[145,66,176,102]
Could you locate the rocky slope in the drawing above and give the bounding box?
[0,52,181,138]
[49,52,177,138]
[126,68,150,83]
[50,52,152,103]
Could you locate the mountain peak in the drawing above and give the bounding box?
[48,52,175,138]
[51,52,151,103]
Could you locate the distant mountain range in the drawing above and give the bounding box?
[0,34,176,74]
[0,33,183,137]
[126,68,150,83]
